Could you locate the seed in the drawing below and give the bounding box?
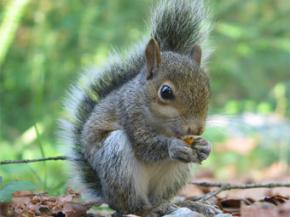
[182,136,194,145]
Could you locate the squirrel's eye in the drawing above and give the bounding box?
[160,84,174,100]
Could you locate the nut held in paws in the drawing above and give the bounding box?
[182,135,195,145]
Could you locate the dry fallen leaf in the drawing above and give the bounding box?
[215,195,290,217]
[1,189,102,217]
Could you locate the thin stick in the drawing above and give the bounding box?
[191,182,290,201]
[1,157,290,201]
[192,181,290,189]
[191,181,226,188]
[0,156,80,165]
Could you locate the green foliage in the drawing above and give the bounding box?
[0,180,36,202]
[209,0,290,114]
[0,0,289,193]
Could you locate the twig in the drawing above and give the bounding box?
[191,181,226,188]
[1,157,290,202]
[191,181,290,201]
[192,181,290,189]
[0,156,81,165]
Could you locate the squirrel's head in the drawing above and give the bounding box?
[140,38,210,138]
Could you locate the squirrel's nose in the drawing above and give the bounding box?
[187,126,204,135]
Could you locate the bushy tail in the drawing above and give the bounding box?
[152,0,211,59]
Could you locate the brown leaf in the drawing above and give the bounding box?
[241,202,278,217]
[263,195,288,206]
[278,201,290,217]
[4,189,102,217]
[179,184,204,198]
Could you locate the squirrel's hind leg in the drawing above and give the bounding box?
[96,129,153,216]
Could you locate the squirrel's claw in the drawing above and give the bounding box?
[168,138,211,163]
[192,137,211,163]
[169,139,196,163]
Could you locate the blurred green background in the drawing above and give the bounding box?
[0,0,290,195]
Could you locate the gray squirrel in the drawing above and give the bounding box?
[60,0,213,216]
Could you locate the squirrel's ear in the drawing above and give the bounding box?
[145,38,161,79]
[191,45,202,66]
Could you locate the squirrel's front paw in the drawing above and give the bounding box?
[191,137,211,163]
[168,139,195,163]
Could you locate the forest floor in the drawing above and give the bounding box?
[1,167,290,217]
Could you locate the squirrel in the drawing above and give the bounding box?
[60,0,213,216]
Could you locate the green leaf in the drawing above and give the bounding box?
[0,180,36,202]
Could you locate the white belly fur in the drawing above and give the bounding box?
[103,130,191,200]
